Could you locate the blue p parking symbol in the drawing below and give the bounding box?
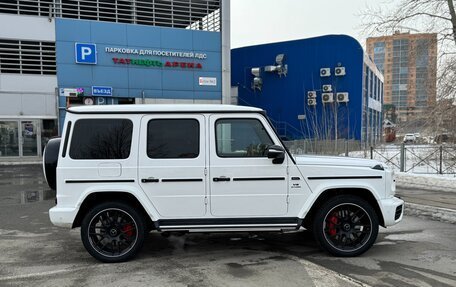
[75,43,97,64]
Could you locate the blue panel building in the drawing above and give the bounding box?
[56,18,222,128]
[231,35,383,146]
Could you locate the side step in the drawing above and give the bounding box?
[155,217,302,232]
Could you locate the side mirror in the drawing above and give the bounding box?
[267,145,285,164]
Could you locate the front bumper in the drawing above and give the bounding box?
[49,206,78,228]
[379,196,404,226]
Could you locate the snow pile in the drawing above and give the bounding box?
[404,203,456,224]
[396,172,456,192]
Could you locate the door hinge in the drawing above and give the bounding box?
[286,166,289,175]
[204,167,208,176]
[286,195,290,204]
[204,197,208,205]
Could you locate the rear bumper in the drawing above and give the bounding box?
[379,196,404,227]
[49,206,78,228]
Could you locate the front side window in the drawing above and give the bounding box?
[147,119,199,159]
[216,118,274,158]
[69,119,133,159]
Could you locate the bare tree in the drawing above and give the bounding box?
[361,0,456,138]
[362,0,456,48]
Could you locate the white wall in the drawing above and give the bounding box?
[0,74,57,93]
[0,75,57,117]
[0,14,55,41]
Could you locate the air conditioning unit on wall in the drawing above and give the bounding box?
[337,92,349,103]
[322,93,334,103]
[320,68,331,77]
[308,98,317,106]
[335,67,346,76]
[307,91,317,98]
[322,85,332,92]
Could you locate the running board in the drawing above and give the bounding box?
[166,227,298,233]
[155,217,302,232]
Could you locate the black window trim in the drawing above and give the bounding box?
[146,118,201,160]
[214,117,275,159]
[68,118,134,161]
[61,121,72,158]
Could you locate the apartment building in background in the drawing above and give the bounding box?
[366,32,437,123]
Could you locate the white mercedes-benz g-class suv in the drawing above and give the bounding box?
[43,104,403,262]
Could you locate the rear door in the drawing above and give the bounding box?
[138,114,207,218]
[209,114,288,217]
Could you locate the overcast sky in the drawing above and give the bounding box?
[231,0,386,48]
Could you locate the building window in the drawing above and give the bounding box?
[0,39,56,75]
[147,119,199,159]
[216,119,274,158]
[0,0,53,17]
[69,119,133,160]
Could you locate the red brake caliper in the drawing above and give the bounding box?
[327,213,338,236]
[121,224,134,237]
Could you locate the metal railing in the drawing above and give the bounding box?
[285,139,456,175]
[366,144,456,174]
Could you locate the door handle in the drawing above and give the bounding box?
[141,178,159,183]
[213,177,230,182]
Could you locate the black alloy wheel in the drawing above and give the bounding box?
[81,202,146,263]
[312,195,379,257]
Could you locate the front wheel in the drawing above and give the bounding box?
[81,202,146,263]
[312,195,379,257]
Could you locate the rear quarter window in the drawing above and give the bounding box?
[69,119,133,160]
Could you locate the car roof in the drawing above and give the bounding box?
[67,104,264,114]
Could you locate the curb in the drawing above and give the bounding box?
[0,161,43,166]
[0,161,41,166]
[404,202,456,224]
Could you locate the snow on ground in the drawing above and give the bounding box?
[395,172,456,192]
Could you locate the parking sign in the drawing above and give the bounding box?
[75,43,97,64]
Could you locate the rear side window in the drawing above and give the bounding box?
[69,119,133,160]
[147,119,199,159]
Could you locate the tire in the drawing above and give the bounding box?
[81,202,146,263]
[42,138,61,190]
[312,195,379,257]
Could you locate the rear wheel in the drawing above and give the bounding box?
[312,195,379,257]
[81,202,146,263]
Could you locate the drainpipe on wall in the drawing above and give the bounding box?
[221,0,231,104]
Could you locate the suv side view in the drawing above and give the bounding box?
[43,104,404,262]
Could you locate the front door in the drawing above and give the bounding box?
[21,120,40,157]
[0,120,41,158]
[0,121,19,157]
[138,115,207,218]
[209,114,288,217]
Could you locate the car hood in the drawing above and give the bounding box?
[294,155,381,168]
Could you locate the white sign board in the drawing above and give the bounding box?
[198,77,217,86]
[62,88,84,97]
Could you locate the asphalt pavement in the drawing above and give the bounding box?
[0,164,455,287]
